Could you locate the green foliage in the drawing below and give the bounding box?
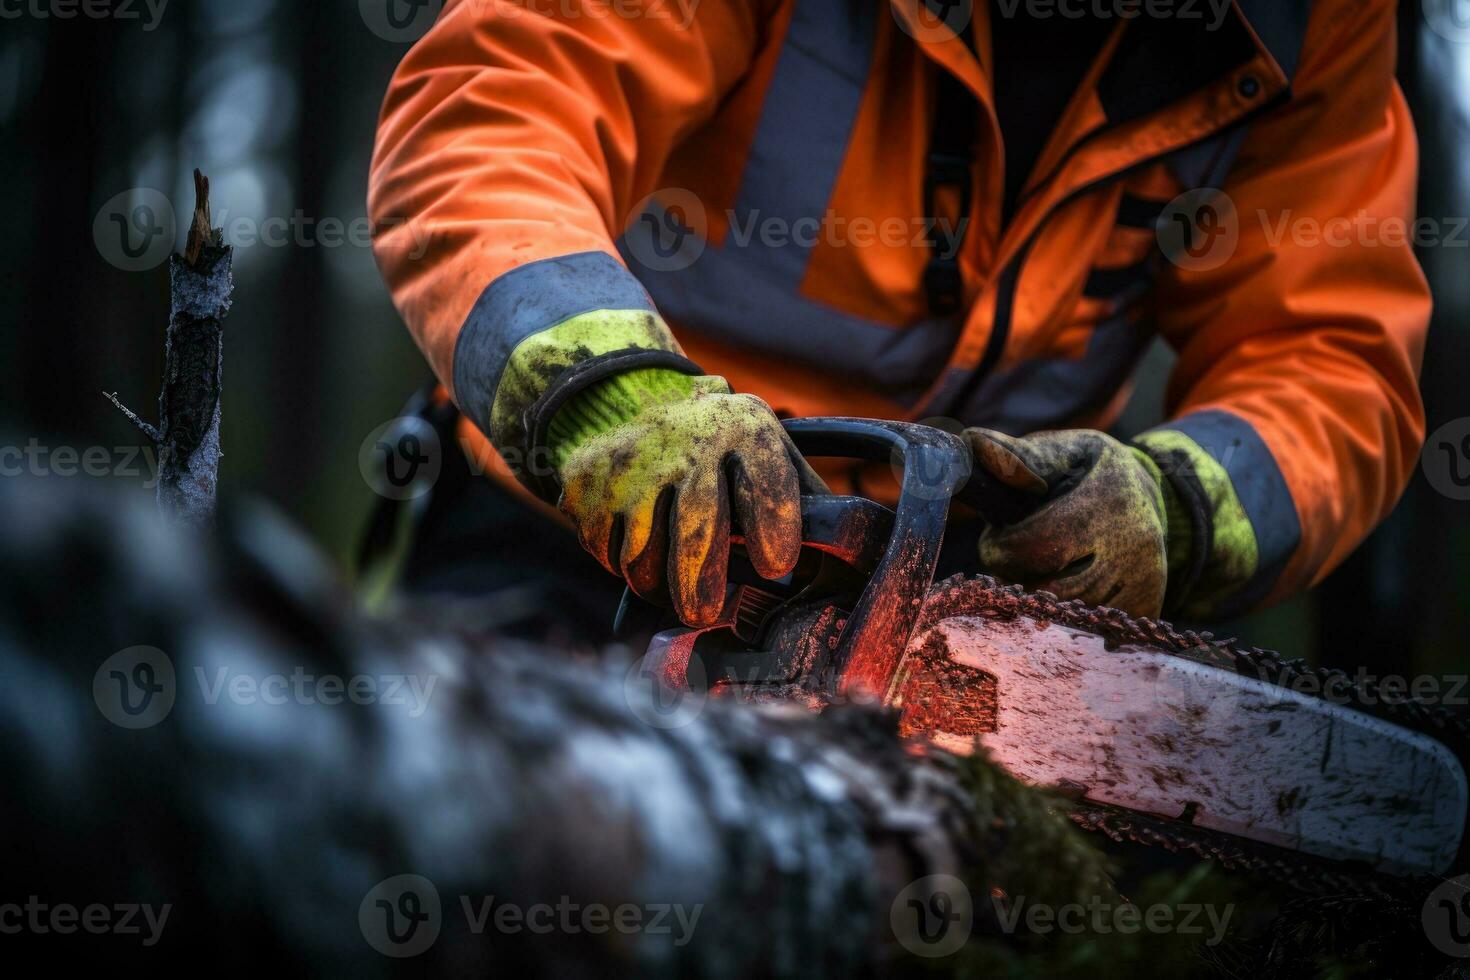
[924,751,1455,979]
[952,754,1251,977]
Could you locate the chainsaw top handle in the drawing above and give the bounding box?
[782,418,970,700]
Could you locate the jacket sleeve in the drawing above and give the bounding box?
[1141,0,1430,618]
[368,0,765,473]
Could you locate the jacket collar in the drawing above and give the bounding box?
[893,0,1310,120]
[892,0,1310,257]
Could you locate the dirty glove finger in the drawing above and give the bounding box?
[978,517,1085,584]
[730,432,803,582]
[964,428,1051,495]
[621,487,674,601]
[560,458,620,576]
[667,464,732,628]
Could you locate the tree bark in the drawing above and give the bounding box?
[107,169,232,527]
[0,478,1033,976]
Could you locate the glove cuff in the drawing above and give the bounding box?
[548,367,702,467]
[1131,444,1212,615]
[520,349,705,500]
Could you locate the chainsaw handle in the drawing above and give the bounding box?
[794,494,893,573]
[952,459,1052,527]
[783,418,970,700]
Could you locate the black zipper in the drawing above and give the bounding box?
[939,93,1286,419]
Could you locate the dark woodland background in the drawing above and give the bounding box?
[0,0,1465,679]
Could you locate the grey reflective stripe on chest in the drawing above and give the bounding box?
[620,0,959,400]
[732,0,871,286]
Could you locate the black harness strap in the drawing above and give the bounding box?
[922,21,977,317]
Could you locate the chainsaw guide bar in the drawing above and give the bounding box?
[902,576,1469,887]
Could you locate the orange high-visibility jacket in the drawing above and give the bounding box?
[370,0,1429,612]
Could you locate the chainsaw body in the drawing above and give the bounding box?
[628,419,1469,880]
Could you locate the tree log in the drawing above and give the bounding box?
[0,478,1068,975]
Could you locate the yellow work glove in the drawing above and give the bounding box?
[549,370,803,627]
[963,428,1169,617]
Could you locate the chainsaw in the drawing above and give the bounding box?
[621,418,1470,890]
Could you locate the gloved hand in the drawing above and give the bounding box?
[549,369,804,627]
[962,428,1169,617]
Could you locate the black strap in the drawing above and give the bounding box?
[923,21,977,317]
[520,348,705,501]
[355,378,463,576]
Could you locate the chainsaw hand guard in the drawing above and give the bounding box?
[625,418,970,702]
